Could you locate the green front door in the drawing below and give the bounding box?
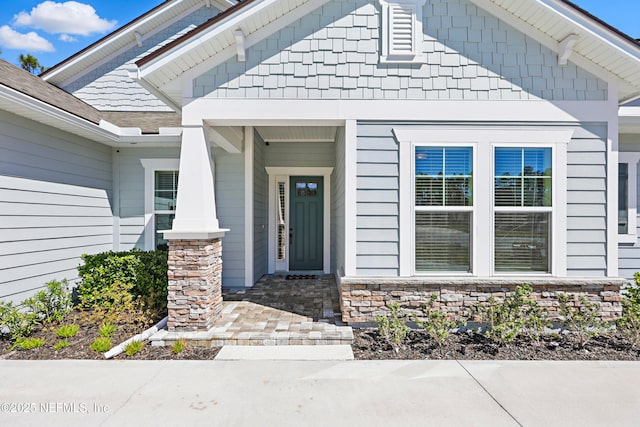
[290,176,323,270]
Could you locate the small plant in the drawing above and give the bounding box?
[12,337,45,351]
[617,273,640,349]
[90,337,112,353]
[22,280,73,325]
[415,294,465,346]
[375,302,410,353]
[172,339,186,354]
[56,324,80,339]
[474,285,549,345]
[99,323,117,338]
[0,301,39,341]
[124,340,144,356]
[54,340,70,350]
[558,293,612,348]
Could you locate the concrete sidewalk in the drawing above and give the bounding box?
[0,360,638,426]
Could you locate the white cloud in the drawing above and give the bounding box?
[13,1,117,36]
[59,34,77,42]
[0,25,54,52]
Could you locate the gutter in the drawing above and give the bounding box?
[0,85,182,148]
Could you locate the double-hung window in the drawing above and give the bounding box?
[397,126,570,277]
[414,146,473,272]
[494,147,552,273]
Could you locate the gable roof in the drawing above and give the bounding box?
[0,59,101,124]
[41,0,237,86]
[134,0,640,103]
[0,60,181,143]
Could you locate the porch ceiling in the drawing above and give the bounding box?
[255,126,337,143]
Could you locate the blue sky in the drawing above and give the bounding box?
[0,0,637,69]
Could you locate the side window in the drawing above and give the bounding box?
[154,171,178,250]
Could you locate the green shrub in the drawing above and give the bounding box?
[171,339,185,354]
[13,337,45,351]
[415,294,465,346]
[22,280,72,325]
[0,301,39,341]
[54,340,70,350]
[90,337,112,353]
[558,293,612,348]
[474,285,549,345]
[124,340,144,356]
[617,273,640,349]
[77,250,168,317]
[55,324,80,339]
[99,323,117,338]
[376,302,410,353]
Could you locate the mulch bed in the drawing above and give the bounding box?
[0,310,220,361]
[352,329,640,361]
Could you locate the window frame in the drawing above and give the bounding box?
[396,127,571,277]
[411,143,477,275]
[379,0,426,64]
[141,158,180,250]
[492,144,554,275]
[618,153,640,244]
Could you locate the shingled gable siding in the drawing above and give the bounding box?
[355,121,609,278]
[0,110,112,302]
[193,0,606,101]
[64,6,222,111]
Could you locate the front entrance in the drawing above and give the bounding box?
[289,176,323,270]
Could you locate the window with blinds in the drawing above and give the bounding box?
[415,146,473,272]
[494,148,551,272]
[154,170,178,250]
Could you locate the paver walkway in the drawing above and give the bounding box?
[150,275,353,346]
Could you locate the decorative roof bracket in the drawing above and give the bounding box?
[558,34,578,66]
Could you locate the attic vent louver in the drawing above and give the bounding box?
[379,0,426,63]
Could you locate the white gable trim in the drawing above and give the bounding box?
[45,0,214,86]
[153,0,329,91]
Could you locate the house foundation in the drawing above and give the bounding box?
[338,277,627,324]
[167,238,223,331]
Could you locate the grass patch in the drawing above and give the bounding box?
[54,340,70,350]
[13,337,45,351]
[56,324,80,339]
[90,337,112,353]
[124,341,144,356]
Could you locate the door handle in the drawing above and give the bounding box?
[289,228,293,242]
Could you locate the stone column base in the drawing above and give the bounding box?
[167,238,223,331]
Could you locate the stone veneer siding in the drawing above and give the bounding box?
[167,239,223,331]
[339,278,625,324]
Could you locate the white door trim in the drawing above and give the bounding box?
[266,166,333,274]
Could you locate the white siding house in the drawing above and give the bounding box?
[2,0,640,325]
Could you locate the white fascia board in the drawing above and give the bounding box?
[540,0,640,63]
[0,85,118,143]
[0,85,181,148]
[182,99,617,125]
[44,0,209,84]
[470,0,626,91]
[183,0,328,87]
[139,0,282,77]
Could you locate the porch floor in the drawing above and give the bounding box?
[150,274,353,347]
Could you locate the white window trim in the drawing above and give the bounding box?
[265,166,333,274]
[618,152,640,244]
[411,143,477,276]
[395,126,572,277]
[491,143,556,276]
[378,0,426,64]
[140,158,180,250]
